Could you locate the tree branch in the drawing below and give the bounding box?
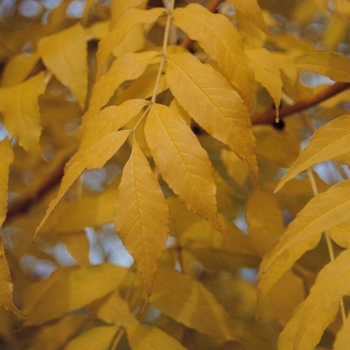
[251,82,349,125]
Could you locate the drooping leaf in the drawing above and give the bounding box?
[278,249,350,350]
[23,264,128,326]
[145,103,223,233]
[245,47,283,109]
[126,324,187,350]
[0,138,13,228]
[281,52,350,82]
[328,221,350,249]
[226,0,268,33]
[36,130,131,234]
[166,53,257,178]
[0,72,46,153]
[83,52,158,125]
[150,268,241,341]
[96,7,166,78]
[63,326,118,350]
[172,4,254,105]
[38,23,87,109]
[0,239,22,317]
[258,179,350,311]
[114,141,169,296]
[276,115,350,192]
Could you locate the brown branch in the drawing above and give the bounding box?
[5,156,68,222]
[251,82,350,125]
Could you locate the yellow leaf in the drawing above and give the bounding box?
[114,141,169,296]
[0,139,13,228]
[126,324,187,350]
[258,179,350,312]
[38,23,87,109]
[150,268,241,341]
[0,239,22,317]
[96,7,166,78]
[246,188,284,255]
[91,291,138,327]
[166,53,257,179]
[61,232,90,267]
[328,221,350,248]
[281,52,350,82]
[0,72,46,153]
[36,130,131,234]
[85,21,109,41]
[254,126,301,168]
[276,115,350,192]
[114,71,167,105]
[145,104,223,233]
[81,99,148,145]
[268,270,305,326]
[23,264,128,325]
[110,0,147,27]
[226,0,268,33]
[334,311,350,350]
[245,48,283,109]
[63,326,118,350]
[83,52,158,125]
[29,315,87,350]
[1,52,40,87]
[172,4,254,105]
[42,181,120,234]
[278,249,350,350]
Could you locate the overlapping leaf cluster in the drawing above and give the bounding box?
[0,0,350,349]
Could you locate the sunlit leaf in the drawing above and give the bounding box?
[226,0,268,33]
[126,324,187,350]
[110,0,147,27]
[83,52,158,125]
[23,264,128,325]
[166,53,257,178]
[172,4,254,105]
[81,99,148,146]
[0,72,46,153]
[38,23,87,109]
[276,115,350,192]
[328,221,350,249]
[258,179,350,311]
[278,249,350,350]
[0,138,13,228]
[63,326,118,350]
[145,103,223,233]
[36,130,131,234]
[281,52,350,82]
[96,7,166,78]
[114,141,169,296]
[150,268,241,341]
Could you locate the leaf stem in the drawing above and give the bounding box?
[307,168,346,324]
[150,0,174,104]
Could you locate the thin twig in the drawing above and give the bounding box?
[251,82,349,125]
